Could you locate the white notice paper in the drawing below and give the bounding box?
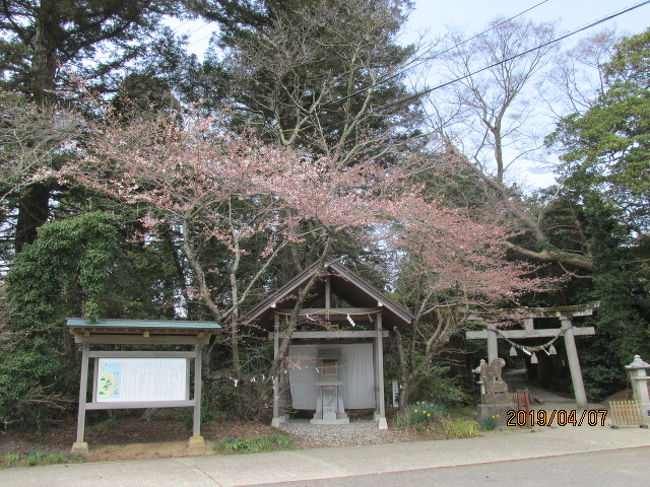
[96,358,187,402]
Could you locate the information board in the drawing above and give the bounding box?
[95,358,187,403]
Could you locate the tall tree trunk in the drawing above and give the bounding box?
[399,384,412,410]
[14,0,61,251]
[15,183,49,252]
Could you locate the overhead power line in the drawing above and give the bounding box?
[382,0,650,111]
[333,0,551,106]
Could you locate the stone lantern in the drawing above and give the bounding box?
[625,355,650,419]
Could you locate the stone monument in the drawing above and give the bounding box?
[474,358,516,422]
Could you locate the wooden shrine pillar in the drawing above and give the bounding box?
[272,313,282,427]
[561,318,588,408]
[375,312,387,429]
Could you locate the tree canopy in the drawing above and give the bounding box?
[550,28,650,235]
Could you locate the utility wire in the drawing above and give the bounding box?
[332,0,551,106]
[310,0,650,147]
[380,0,650,112]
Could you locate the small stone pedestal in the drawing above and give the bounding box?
[311,381,349,424]
[479,393,516,423]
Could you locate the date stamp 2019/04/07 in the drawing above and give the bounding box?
[506,409,607,427]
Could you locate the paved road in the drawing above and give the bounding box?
[1,424,649,486]
[253,447,650,487]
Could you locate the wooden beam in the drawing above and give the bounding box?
[72,334,206,345]
[515,303,600,319]
[88,351,195,358]
[467,303,600,321]
[466,327,596,340]
[86,400,195,410]
[272,314,280,427]
[269,331,389,339]
[275,307,380,315]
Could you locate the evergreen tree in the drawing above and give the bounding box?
[0,0,189,251]
[548,29,650,399]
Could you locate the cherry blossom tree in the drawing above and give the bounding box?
[63,107,557,411]
[63,108,396,383]
[383,192,557,406]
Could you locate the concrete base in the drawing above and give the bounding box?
[70,441,89,455]
[481,392,516,405]
[378,417,388,430]
[310,418,350,425]
[478,404,515,424]
[188,436,205,448]
[271,415,289,427]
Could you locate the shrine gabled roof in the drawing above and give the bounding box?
[242,258,413,329]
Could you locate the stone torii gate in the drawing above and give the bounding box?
[466,303,598,408]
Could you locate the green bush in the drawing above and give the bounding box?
[0,212,123,429]
[481,414,499,431]
[395,401,446,427]
[25,452,84,467]
[1,451,84,468]
[0,210,190,429]
[0,453,20,469]
[441,418,480,439]
[202,380,241,418]
[412,366,470,407]
[88,416,119,434]
[215,432,293,454]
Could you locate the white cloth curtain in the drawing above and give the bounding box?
[288,343,376,409]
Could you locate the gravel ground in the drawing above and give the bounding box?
[278,420,408,448]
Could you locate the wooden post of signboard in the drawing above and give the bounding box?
[189,342,205,447]
[71,343,90,454]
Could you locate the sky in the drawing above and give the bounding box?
[403,0,650,42]
[176,1,650,58]
[401,0,649,189]
[170,0,650,190]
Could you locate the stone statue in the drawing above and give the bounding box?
[476,358,508,394]
[474,358,514,422]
